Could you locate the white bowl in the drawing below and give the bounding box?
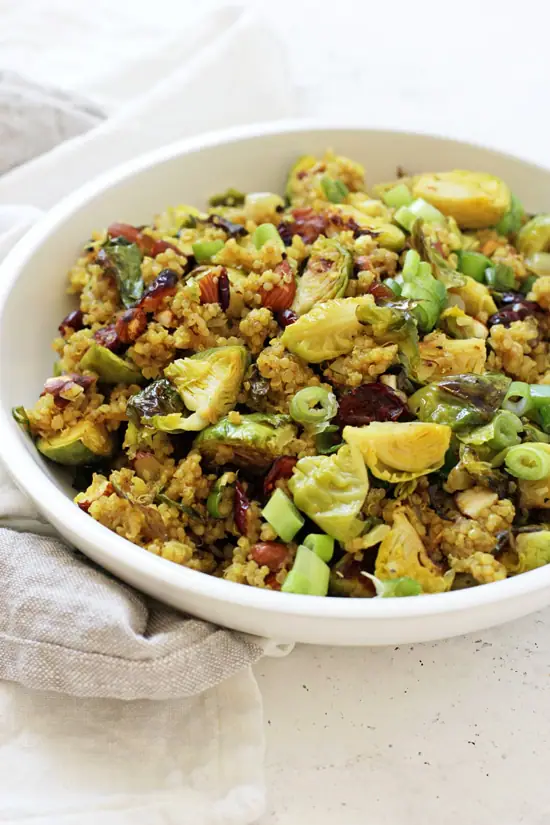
[1,122,549,646]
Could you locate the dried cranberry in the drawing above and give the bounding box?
[488,300,540,328]
[107,222,180,257]
[234,481,250,536]
[107,222,141,244]
[276,309,297,327]
[354,255,372,272]
[207,214,247,238]
[58,309,84,337]
[114,307,147,344]
[149,238,181,256]
[278,207,327,245]
[337,383,406,426]
[367,282,394,303]
[94,324,124,352]
[140,268,179,312]
[264,456,298,497]
[77,500,91,513]
[41,374,94,408]
[249,542,289,572]
[218,268,230,312]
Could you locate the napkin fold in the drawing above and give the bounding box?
[0,5,295,822]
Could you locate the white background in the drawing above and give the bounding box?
[2,1,550,822]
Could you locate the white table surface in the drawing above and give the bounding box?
[3,2,550,822]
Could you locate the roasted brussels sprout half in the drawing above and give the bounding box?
[416,334,486,384]
[357,299,420,373]
[164,346,248,431]
[37,421,113,466]
[411,171,511,229]
[193,413,296,469]
[503,530,550,573]
[410,221,465,288]
[288,444,369,542]
[343,421,451,482]
[375,509,454,593]
[292,237,351,315]
[409,373,511,431]
[79,344,143,385]
[438,307,488,340]
[517,214,550,257]
[281,296,370,363]
[448,277,497,320]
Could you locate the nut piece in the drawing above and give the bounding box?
[114,307,147,344]
[260,260,296,311]
[455,486,498,519]
[249,542,289,572]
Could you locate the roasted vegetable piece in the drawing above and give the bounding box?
[99,238,144,308]
[517,214,550,257]
[285,155,318,203]
[439,306,488,340]
[208,188,245,208]
[326,204,406,251]
[409,373,510,431]
[282,545,330,596]
[356,299,420,373]
[281,296,371,363]
[375,509,454,593]
[343,421,451,482]
[458,410,523,451]
[416,334,486,383]
[262,488,304,542]
[288,444,369,542]
[164,346,248,431]
[495,194,525,236]
[292,237,351,315]
[79,344,143,384]
[126,379,183,426]
[367,574,422,597]
[411,171,511,229]
[410,221,465,289]
[193,413,296,469]
[449,277,497,320]
[401,261,447,332]
[503,530,550,573]
[37,421,113,466]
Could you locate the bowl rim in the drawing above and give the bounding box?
[1,117,550,622]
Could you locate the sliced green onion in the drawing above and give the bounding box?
[520,273,539,294]
[402,249,420,279]
[484,262,516,291]
[456,250,492,283]
[366,574,422,598]
[523,423,550,443]
[206,472,234,518]
[417,261,433,278]
[393,206,415,232]
[320,175,349,204]
[490,411,523,450]
[525,253,550,277]
[12,406,30,433]
[192,239,224,263]
[289,386,338,432]
[539,405,550,435]
[528,385,550,409]
[252,223,284,250]
[382,183,413,209]
[505,443,550,480]
[262,488,304,543]
[495,194,525,236]
[408,198,445,224]
[303,533,335,563]
[384,277,402,296]
[281,545,330,596]
[501,381,533,416]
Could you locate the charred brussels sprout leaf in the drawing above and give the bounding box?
[410,220,465,288]
[126,379,184,426]
[292,237,351,315]
[409,373,511,431]
[503,530,550,573]
[164,346,248,431]
[329,554,376,598]
[516,214,550,257]
[356,299,420,374]
[193,413,297,469]
[288,444,369,542]
[37,421,113,466]
[100,239,144,308]
[439,306,488,340]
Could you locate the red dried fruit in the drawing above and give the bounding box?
[488,299,540,328]
[249,542,289,572]
[41,374,94,408]
[77,481,114,514]
[139,268,179,312]
[107,222,141,244]
[218,268,230,311]
[265,572,281,590]
[94,324,124,352]
[354,255,372,272]
[337,382,406,426]
[278,207,327,245]
[149,238,181,256]
[58,309,84,336]
[234,480,250,536]
[259,260,296,311]
[367,282,395,303]
[276,308,297,327]
[114,307,147,344]
[107,223,181,258]
[264,456,298,496]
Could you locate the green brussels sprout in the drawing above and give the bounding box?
[37,421,113,466]
[281,296,371,363]
[517,214,550,257]
[126,379,183,426]
[416,333,487,384]
[410,221,466,288]
[285,155,318,203]
[193,413,296,469]
[288,444,369,542]
[411,170,511,229]
[356,299,420,374]
[326,204,406,251]
[164,346,248,431]
[455,445,510,497]
[505,530,550,573]
[409,373,511,431]
[79,344,143,384]
[448,276,497,319]
[438,306,488,340]
[495,193,525,236]
[292,237,351,315]
[100,238,144,308]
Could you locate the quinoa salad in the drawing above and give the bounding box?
[14,151,550,598]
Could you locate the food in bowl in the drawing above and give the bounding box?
[13,149,550,599]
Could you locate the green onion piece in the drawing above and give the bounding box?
[525,253,550,277]
[382,183,413,209]
[528,385,550,409]
[456,250,492,283]
[490,411,523,450]
[206,472,234,518]
[408,198,446,224]
[315,426,343,455]
[501,381,533,416]
[505,443,550,480]
[12,406,30,433]
[289,386,338,433]
[384,278,402,297]
[192,239,224,263]
[538,405,550,435]
[366,573,422,598]
[320,175,349,204]
[402,249,420,279]
[523,423,550,443]
[281,545,330,596]
[394,206,415,232]
[303,533,335,563]
[484,262,516,291]
[252,223,284,250]
[520,273,539,294]
[417,261,433,278]
[262,488,304,543]
[495,194,525,236]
